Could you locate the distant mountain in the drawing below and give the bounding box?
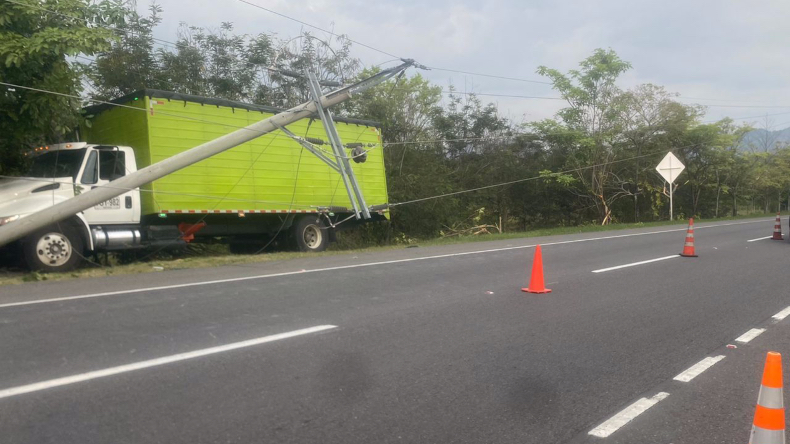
[739,127,790,151]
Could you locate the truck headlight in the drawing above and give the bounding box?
[0,215,19,226]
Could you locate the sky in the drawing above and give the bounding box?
[145,0,790,129]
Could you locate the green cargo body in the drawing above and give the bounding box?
[83,90,388,217]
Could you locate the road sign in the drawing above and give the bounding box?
[656,152,685,220]
[656,152,685,183]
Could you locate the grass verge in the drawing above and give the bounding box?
[0,212,775,287]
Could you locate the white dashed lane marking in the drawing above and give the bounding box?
[673,356,725,382]
[0,218,771,309]
[0,325,337,400]
[591,255,678,273]
[772,306,790,321]
[734,328,766,343]
[588,392,670,438]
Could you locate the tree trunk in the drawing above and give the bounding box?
[715,187,721,218]
[714,170,720,218]
[732,190,738,217]
[634,146,641,222]
[600,195,612,225]
[691,184,701,217]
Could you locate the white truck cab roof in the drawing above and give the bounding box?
[26,142,88,156]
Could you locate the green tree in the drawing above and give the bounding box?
[0,0,120,174]
[344,71,449,238]
[617,84,700,220]
[82,3,163,100]
[537,48,632,224]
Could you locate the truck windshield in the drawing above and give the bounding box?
[26,149,87,179]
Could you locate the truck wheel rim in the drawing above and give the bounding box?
[303,225,322,249]
[36,233,72,267]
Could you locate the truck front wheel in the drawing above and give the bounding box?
[293,216,328,252]
[23,225,85,272]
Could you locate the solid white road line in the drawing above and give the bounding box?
[747,236,772,242]
[591,255,679,273]
[588,392,670,438]
[0,218,770,309]
[735,328,766,343]
[673,356,725,382]
[0,325,336,400]
[772,306,790,321]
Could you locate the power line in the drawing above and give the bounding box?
[23,0,790,111]
[382,134,541,147]
[0,175,318,208]
[426,67,552,85]
[23,0,785,112]
[8,78,785,154]
[232,0,564,88]
[679,101,790,109]
[131,133,283,262]
[5,85,785,219]
[675,95,779,104]
[74,55,210,97]
[429,88,790,108]
[0,81,315,141]
[6,0,181,50]
[1,81,382,164]
[707,109,790,123]
[389,143,699,208]
[234,0,401,59]
[386,85,790,109]
[437,90,563,101]
[6,78,778,162]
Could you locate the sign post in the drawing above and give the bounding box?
[656,152,685,220]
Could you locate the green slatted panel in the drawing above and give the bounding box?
[85,94,388,216]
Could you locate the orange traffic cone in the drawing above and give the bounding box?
[749,352,785,444]
[773,213,784,240]
[522,245,551,294]
[680,218,698,257]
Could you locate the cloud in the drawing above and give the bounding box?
[148,0,790,126]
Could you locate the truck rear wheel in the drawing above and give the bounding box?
[293,216,328,252]
[23,225,84,272]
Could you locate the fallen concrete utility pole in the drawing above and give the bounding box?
[0,61,417,247]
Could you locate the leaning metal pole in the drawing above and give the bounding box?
[0,61,415,247]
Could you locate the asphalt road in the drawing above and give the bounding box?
[1,218,789,443]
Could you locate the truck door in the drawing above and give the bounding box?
[81,147,141,224]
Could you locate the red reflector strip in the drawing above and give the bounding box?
[754,405,785,430]
[159,209,319,214]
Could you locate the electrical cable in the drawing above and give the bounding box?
[234,0,401,59]
[5,0,181,49]
[251,142,304,255]
[1,82,321,143]
[0,175,318,208]
[18,0,788,111]
[426,66,552,85]
[132,133,280,262]
[6,80,782,162]
[387,142,706,208]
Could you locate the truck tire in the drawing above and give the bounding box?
[293,216,328,252]
[23,225,84,272]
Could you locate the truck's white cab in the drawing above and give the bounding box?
[0,142,141,271]
[73,144,140,224]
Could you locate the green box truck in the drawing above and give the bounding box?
[0,89,389,271]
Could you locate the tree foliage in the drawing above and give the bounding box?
[2,2,789,242]
[0,0,121,174]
